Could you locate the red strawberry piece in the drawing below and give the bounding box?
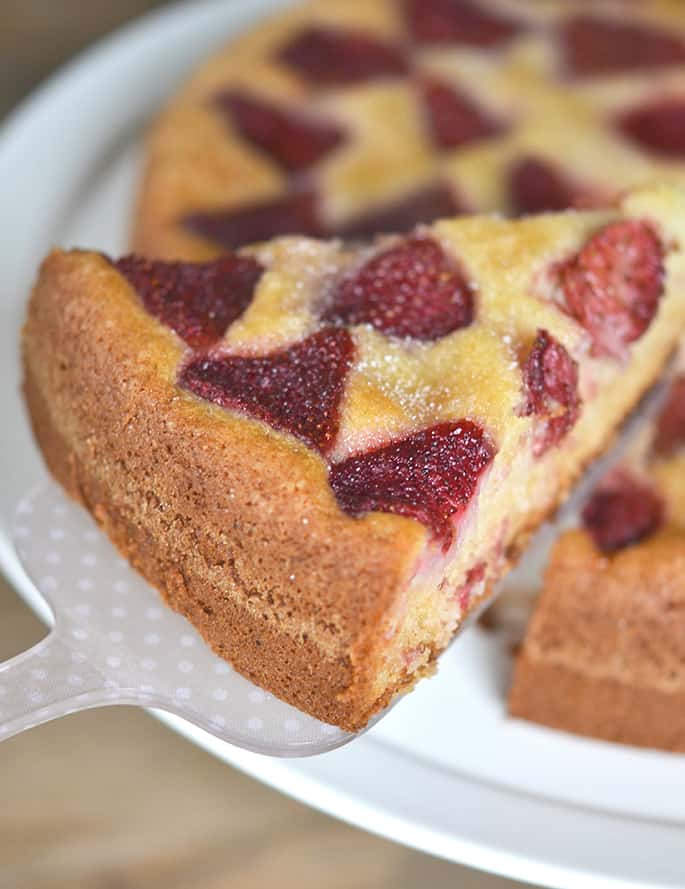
[617,97,685,159]
[582,471,663,553]
[215,90,346,173]
[561,16,685,77]
[421,77,505,151]
[404,0,521,48]
[555,220,665,359]
[277,26,409,86]
[509,156,597,216]
[335,182,466,241]
[325,235,474,341]
[522,329,581,456]
[115,254,263,349]
[183,189,326,250]
[179,328,354,454]
[329,422,495,551]
[653,375,685,457]
[456,562,486,612]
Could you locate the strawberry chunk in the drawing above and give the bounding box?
[183,190,325,250]
[421,77,504,151]
[522,329,581,456]
[653,375,685,457]
[561,16,685,77]
[215,90,346,173]
[336,182,465,241]
[509,156,597,216]
[115,254,263,349]
[555,220,665,359]
[277,26,409,86]
[329,422,495,551]
[582,471,663,553]
[618,97,685,159]
[404,0,521,48]
[179,328,354,454]
[456,562,486,612]
[325,235,473,340]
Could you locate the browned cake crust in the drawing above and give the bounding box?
[509,529,685,751]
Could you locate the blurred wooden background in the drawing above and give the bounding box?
[0,3,526,888]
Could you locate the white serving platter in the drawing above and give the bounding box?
[1,2,684,887]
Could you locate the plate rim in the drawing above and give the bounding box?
[1,2,684,887]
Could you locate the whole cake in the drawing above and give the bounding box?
[134,0,685,261]
[23,185,685,728]
[509,365,685,751]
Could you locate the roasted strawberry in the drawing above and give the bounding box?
[116,254,263,349]
[326,235,473,340]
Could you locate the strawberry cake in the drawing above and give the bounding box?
[22,184,685,728]
[509,359,685,752]
[134,0,685,261]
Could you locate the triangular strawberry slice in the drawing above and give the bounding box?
[582,470,664,554]
[215,90,346,173]
[330,422,495,552]
[183,190,325,251]
[508,156,600,216]
[522,329,580,456]
[404,0,521,48]
[421,77,505,151]
[561,16,685,77]
[116,254,263,349]
[179,328,354,454]
[277,26,409,86]
[618,97,685,160]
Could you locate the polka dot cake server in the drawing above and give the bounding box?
[2,479,354,756]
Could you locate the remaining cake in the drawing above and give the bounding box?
[23,185,685,729]
[509,366,685,751]
[133,0,685,261]
[508,525,685,752]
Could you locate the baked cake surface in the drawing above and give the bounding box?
[23,185,685,729]
[509,360,685,751]
[134,0,685,261]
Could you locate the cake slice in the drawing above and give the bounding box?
[22,184,685,730]
[509,365,685,751]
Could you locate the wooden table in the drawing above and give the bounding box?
[1,4,526,887]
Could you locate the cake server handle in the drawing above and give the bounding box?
[0,629,110,741]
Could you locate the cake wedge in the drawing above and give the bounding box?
[509,360,685,752]
[22,184,685,730]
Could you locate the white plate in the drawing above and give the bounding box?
[2,2,685,887]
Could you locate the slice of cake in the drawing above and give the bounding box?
[23,185,685,729]
[509,368,685,751]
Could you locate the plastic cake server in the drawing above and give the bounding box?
[0,379,669,757]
